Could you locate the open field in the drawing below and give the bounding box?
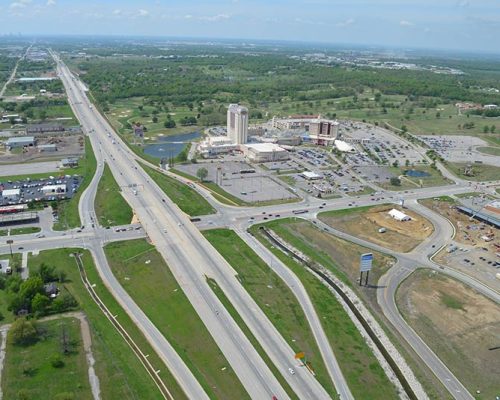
[319,204,434,252]
[104,239,249,400]
[447,162,500,182]
[397,269,500,399]
[28,248,180,400]
[2,317,92,399]
[477,146,500,156]
[246,223,400,400]
[141,163,215,216]
[378,166,450,190]
[202,228,337,397]
[53,136,97,230]
[0,226,40,236]
[94,163,133,227]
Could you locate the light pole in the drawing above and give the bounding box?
[6,240,13,257]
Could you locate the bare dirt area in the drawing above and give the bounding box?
[319,205,434,252]
[397,269,500,399]
[0,135,84,164]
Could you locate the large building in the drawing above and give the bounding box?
[227,104,248,144]
[308,119,339,146]
[5,136,36,149]
[243,143,289,163]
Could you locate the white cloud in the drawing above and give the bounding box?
[138,9,149,17]
[46,0,56,6]
[400,20,414,26]
[336,18,355,27]
[198,14,230,22]
[112,9,122,15]
[10,0,31,10]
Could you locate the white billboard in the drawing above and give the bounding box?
[360,253,373,272]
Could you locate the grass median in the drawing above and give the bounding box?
[202,228,338,398]
[104,239,250,400]
[248,222,400,400]
[94,163,133,227]
[28,248,181,400]
[141,164,216,216]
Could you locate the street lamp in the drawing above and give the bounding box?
[6,239,13,257]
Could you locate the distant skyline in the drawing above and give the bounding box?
[0,0,499,54]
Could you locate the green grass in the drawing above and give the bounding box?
[206,277,299,400]
[53,136,97,230]
[476,146,500,156]
[277,175,297,186]
[248,222,400,400]
[447,162,500,182]
[439,292,465,310]
[104,239,249,400]
[0,226,40,236]
[2,317,92,399]
[319,204,374,218]
[28,248,182,400]
[202,228,338,398]
[141,164,215,216]
[94,163,133,227]
[0,253,22,324]
[379,166,450,190]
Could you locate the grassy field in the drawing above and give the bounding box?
[0,226,40,236]
[28,248,182,400]
[2,317,92,399]
[94,163,133,227]
[397,269,500,400]
[247,223,400,400]
[206,277,299,400]
[447,162,500,182]
[104,239,249,400]
[0,253,22,324]
[141,163,215,216]
[476,146,500,156]
[202,228,338,398]
[379,166,450,190]
[318,204,434,252]
[53,136,97,230]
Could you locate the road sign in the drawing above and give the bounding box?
[294,351,305,359]
[360,253,373,272]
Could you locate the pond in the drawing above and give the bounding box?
[143,131,201,158]
[404,169,431,177]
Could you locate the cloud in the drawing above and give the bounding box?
[400,20,414,26]
[336,18,355,27]
[46,0,55,6]
[9,0,31,10]
[112,9,122,15]
[138,9,149,17]
[198,14,230,22]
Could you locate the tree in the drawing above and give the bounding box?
[196,167,208,182]
[50,353,65,368]
[491,125,496,133]
[19,276,44,305]
[405,159,410,167]
[37,263,57,283]
[164,119,176,128]
[390,177,401,186]
[31,293,50,316]
[392,160,399,168]
[483,125,490,133]
[10,318,38,345]
[152,116,158,123]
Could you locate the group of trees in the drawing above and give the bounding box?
[0,263,76,318]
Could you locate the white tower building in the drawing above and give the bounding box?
[227,104,248,144]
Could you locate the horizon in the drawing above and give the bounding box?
[0,0,499,55]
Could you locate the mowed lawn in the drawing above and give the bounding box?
[202,228,338,398]
[104,239,249,400]
[2,317,92,400]
[94,163,133,227]
[142,164,215,216]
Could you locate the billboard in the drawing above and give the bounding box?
[360,253,373,272]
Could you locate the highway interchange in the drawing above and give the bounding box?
[1,52,499,400]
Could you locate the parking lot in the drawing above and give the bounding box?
[0,175,83,205]
[419,135,500,167]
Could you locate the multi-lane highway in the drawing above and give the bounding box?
[54,53,346,400]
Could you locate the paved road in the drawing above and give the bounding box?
[0,44,31,98]
[55,55,315,400]
[0,161,60,177]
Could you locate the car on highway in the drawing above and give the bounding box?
[288,368,295,375]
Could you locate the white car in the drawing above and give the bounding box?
[288,368,295,375]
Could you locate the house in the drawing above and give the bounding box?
[44,282,59,298]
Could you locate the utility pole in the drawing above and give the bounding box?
[6,240,13,257]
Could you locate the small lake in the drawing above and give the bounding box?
[404,169,430,177]
[143,131,201,158]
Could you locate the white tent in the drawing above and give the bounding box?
[388,208,411,221]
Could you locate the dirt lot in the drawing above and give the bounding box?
[319,205,434,252]
[0,135,84,163]
[397,269,500,399]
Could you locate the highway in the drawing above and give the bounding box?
[54,54,339,400]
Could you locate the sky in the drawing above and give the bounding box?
[0,0,499,53]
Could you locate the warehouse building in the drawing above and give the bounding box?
[5,136,36,149]
[38,144,57,152]
[1,188,21,202]
[41,184,66,196]
[243,143,289,162]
